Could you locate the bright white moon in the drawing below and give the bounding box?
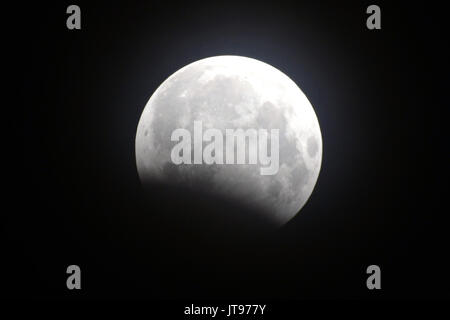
[136,56,322,227]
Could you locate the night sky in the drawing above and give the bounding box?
[7,0,448,303]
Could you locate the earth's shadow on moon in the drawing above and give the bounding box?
[124,182,284,298]
[140,181,280,243]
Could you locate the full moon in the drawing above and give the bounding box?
[136,56,322,227]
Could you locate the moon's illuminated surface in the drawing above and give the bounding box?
[136,56,322,227]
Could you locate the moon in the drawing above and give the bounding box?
[136,56,322,227]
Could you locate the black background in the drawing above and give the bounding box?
[7,0,448,301]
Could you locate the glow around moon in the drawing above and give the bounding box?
[135,56,322,227]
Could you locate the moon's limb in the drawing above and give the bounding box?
[136,56,322,226]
